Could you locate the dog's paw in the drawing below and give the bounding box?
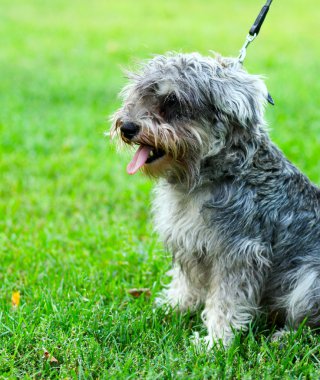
[153,292,173,315]
[154,291,168,308]
[191,332,213,352]
[191,330,235,350]
[271,328,292,342]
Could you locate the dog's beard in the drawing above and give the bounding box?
[111,119,175,174]
[111,113,210,187]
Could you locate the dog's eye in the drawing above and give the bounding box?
[163,93,178,107]
[160,93,179,119]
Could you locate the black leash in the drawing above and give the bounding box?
[238,0,273,64]
[238,0,275,105]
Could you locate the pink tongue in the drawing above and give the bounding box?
[127,145,152,175]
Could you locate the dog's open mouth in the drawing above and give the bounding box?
[127,145,165,175]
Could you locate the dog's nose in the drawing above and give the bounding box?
[120,122,140,140]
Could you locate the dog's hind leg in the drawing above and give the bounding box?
[282,266,320,328]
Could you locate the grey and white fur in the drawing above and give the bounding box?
[111,52,320,347]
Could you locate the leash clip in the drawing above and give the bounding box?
[238,33,257,64]
[238,0,273,64]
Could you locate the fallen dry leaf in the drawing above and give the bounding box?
[43,348,59,364]
[11,291,20,308]
[128,288,151,298]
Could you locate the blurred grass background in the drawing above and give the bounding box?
[1,0,320,378]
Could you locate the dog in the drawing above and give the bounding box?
[111,52,320,347]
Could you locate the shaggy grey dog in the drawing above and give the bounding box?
[111,52,320,347]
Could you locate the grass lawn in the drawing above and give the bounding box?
[1,0,320,378]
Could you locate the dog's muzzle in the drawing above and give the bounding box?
[120,122,140,140]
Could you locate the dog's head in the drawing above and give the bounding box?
[111,52,268,186]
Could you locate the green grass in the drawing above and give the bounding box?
[1,0,320,378]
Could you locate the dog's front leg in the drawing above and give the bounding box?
[155,266,203,312]
[201,268,263,347]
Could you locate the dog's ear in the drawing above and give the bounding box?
[210,57,268,128]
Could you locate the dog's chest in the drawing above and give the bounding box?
[152,183,214,255]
